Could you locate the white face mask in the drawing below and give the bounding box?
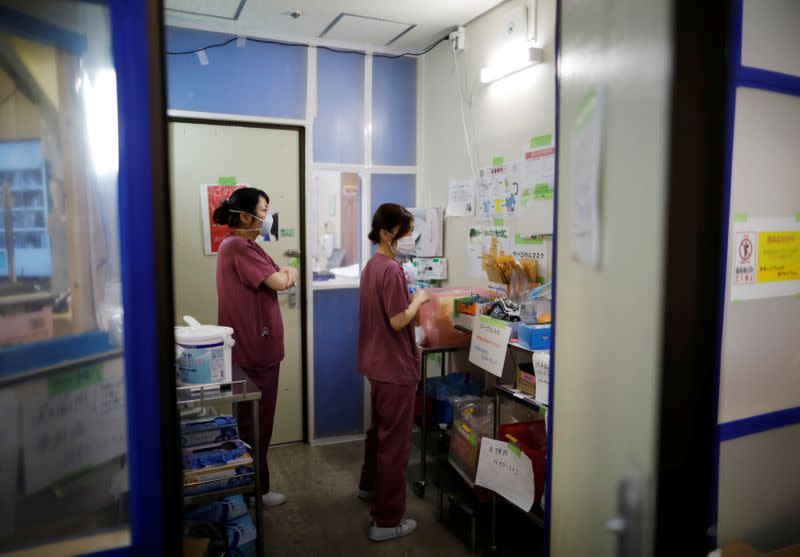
[394,235,416,256]
[232,209,272,240]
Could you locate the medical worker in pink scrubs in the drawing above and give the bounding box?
[357,203,430,542]
[213,187,298,508]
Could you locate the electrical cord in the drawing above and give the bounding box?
[166,34,450,59]
[451,38,478,178]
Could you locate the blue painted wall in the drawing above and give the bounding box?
[372,56,417,166]
[314,49,365,164]
[313,288,364,437]
[165,27,307,118]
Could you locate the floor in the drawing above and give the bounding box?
[262,440,474,557]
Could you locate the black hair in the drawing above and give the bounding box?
[368,203,414,245]
[212,187,270,228]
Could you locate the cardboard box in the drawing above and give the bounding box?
[183,537,210,557]
[516,364,537,396]
[720,541,800,557]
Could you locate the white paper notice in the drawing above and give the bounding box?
[476,437,535,512]
[469,316,512,377]
[531,351,550,406]
[22,359,127,494]
[477,166,516,218]
[0,389,19,537]
[447,180,475,217]
[569,90,604,268]
[730,218,800,301]
[467,225,485,277]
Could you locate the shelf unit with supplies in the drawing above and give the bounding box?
[178,380,264,557]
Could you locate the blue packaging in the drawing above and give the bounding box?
[181,415,239,448]
[185,495,248,523]
[183,440,251,470]
[518,323,552,350]
[226,513,257,557]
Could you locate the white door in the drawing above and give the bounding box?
[168,120,304,445]
[552,0,674,555]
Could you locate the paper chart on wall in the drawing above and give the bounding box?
[730,218,800,301]
[523,136,556,202]
[569,90,604,268]
[0,389,19,538]
[477,165,518,219]
[466,222,512,278]
[446,179,475,217]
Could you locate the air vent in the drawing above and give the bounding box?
[320,13,415,47]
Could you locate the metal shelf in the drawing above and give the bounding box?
[447,456,475,489]
[495,385,548,412]
[184,480,257,507]
[454,323,536,353]
[177,380,261,407]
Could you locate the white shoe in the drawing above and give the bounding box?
[357,489,374,501]
[368,518,417,542]
[261,491,286,507]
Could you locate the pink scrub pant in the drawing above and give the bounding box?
[234,364,280,494]
[359,379,417,527]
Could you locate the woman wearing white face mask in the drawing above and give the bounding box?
[357,203,431,542]
[212,187,298,509]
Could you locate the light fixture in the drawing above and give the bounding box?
[81,69,119,177]
[480,45,543,84]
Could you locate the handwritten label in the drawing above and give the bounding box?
[531,351,550,405]
[475,437,535,511]
[0,389,19,537]
[468,316,512,377]
[22,359,127,494]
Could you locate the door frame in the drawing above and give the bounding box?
[167,116,309,444]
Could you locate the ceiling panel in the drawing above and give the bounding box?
[165,0,245,20]
[321,14,412,46]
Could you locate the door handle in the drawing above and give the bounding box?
[607,466,644,557]
[284,249,301,258]
[278,285,297,308]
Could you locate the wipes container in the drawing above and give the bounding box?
[175,316,234,385]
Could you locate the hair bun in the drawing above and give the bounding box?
[212,201,231,225]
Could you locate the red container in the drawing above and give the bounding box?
[498,421,547,505]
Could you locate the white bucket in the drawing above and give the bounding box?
[175,316,235,385]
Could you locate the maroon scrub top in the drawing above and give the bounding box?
[358,253,420,385]
[217,235,285,369]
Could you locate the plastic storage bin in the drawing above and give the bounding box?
[518,323,552,350]
[419,288,479,347]
[498,420,547,504]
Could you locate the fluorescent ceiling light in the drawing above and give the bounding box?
[480,45,543,84]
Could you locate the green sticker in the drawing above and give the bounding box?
[795,293,800,300]
[288,256,300,269]
[521,189,532,208]
[529,134,553,149]
[537,276,546,284]
[478,315,509,329]
[732,299,742,304]
[514,235,544,245]
[492,156,504,167]
[48,365,103,396]
[493,218,504,227]
[508,443,522,457]
[733,212,748,223]
[533,183,554,200]
[795,212,800,223]
[280,228,296,238]
[217,177,237,185]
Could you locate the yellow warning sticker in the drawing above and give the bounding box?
[757,231,800,283]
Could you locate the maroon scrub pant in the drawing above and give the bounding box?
[234,364,280,494]
[359,379,417,527]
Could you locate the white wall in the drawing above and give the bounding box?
[420,0,557,285]
[552,0,673,554]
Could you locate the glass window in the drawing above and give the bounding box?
[314,49,365,164]
[370,173,416,216]
[311,171,362,279]
[0,3,130,554]
[372,56,417,166]
[166,27,307,119]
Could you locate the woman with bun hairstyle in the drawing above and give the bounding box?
[357,203,430,542]
[212,187,298,508]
